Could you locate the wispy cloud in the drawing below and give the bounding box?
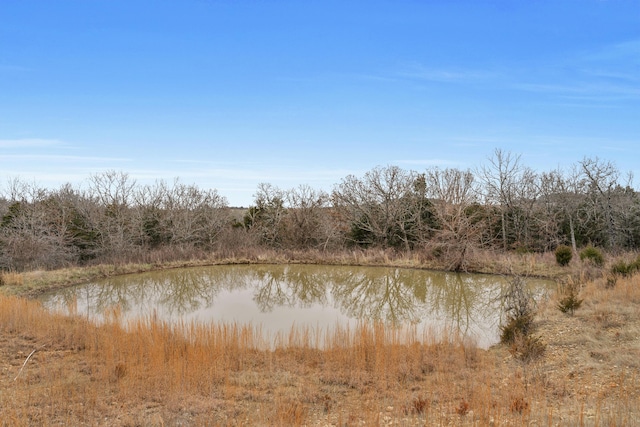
[582,39,640,63]
[447,136,517,146]
[392,39,640,105]
[514,81,640,99]
[396,158,462,167]
[513,38,640,102]
[114,160,354,187]
[398,65,497,83]
[122,165,356,205]
[165,165,352,184]
[580,68,640,82]
[452,133,635,147]
[0,154,131,162]
[353,74,401,83]
[0,138,64,148]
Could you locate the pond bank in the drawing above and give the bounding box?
[1,248,575,298]
[1,268,639,425]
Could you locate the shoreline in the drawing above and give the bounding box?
[1,249,639,425]
[0,248,571,299]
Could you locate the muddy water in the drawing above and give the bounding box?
[39,265,552,348]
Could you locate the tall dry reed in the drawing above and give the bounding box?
[2,275,640,426]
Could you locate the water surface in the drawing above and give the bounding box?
[40,265,552,348]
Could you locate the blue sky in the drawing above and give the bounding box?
[1,0,639,206]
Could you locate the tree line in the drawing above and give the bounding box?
[1,149,639,272]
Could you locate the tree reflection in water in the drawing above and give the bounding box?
[40,265,551,346]
[252,265,328,312]
[331,268,420,323]
[426,273,502,338]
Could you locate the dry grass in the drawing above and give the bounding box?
[0,271,24,287]
[1,269,640,426]
[0,296,486,425]
[1,250,639,425]
[534,272,640,424]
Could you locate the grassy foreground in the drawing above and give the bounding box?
[0,253,639,426]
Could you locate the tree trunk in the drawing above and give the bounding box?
[501,209,507,250]
[569,215,577,254]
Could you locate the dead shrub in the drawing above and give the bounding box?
[321,394,333,414]
[500,276,536,345]
[412,396,429,414]
[456,398,470,416]
[509,396,530,414]
[112,362,127,382]
[274,400,307,426]
[508,332,546,363]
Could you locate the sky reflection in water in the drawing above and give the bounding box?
[40,265,552,348]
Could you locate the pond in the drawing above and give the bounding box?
[39,264,553,348]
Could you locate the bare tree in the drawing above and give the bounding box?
[44,183,102,262]
[282,184,330,249]
[87,171,139,258]
[0,180,75,270]
[537,166,590,253]
[579,157,620,248]
[245,183,287,246]
[88,170,137,208]
[133,180,171,248]
[499,166,540,251]
[163,180,229,248]
[425,167,484,271]
[478,149,524,250]
[536,170,569,251]
[332,165,427,249]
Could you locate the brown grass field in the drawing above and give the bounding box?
[1,253,639,426]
